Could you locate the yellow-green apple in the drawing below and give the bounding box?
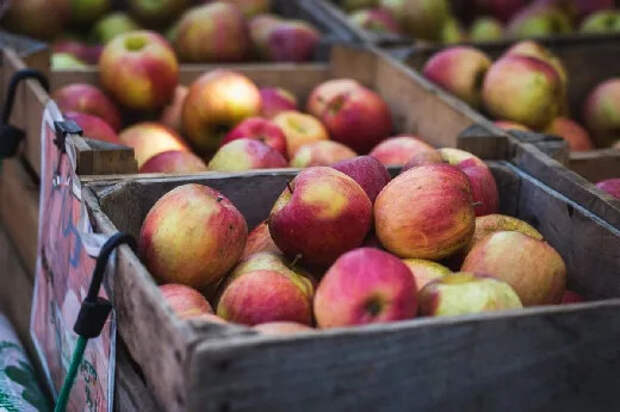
[118,122,189,168]
[419,272,522,317]
[440,17,467,44]
[331,155,391,202]
[596,178,620,199]
[475,0,526,22]
[423,46,492,109]
[222,117,288,159]
[174,2,249,62]
[545,117,593,151]
[208,138,287,171]
[369,136,437,166]
[272,111,329,158]
[262,20,321,62]
[314,247,417,328]
[268,167,372,266]
[290,141,357,168]
[494,120,531,131]
[182,70,261,154]
[561,290,584,304]
[374,163,475,259]
[583,78,620,147]
[482,55,563,129]
[469,17,504,41]
[159,283,213,319]
[402,150,443,169]
[307,85,392,154]
[52,53,89,69]
[53,83,122,131]
[63,112,120,145]
[91,12,142,44]
[139,150,208,173]
[349,8,401,34]
[221,0,271,17]
[580,10,620,33]
[70,0,110,25]
[439,148,499,216]
[99,30,178,111]
[128,0,188,27]
[462,231,566,306]
[1,0,70,39]
[507,4,572,38]
[139,183,248,289]
[402,259,451,291]
[241,220,281,259]
[259,87,299,118]
[378,0,451,40]
[341,0,378,12]
[253,321,314,335]
[306,79,361,118]
[159,85,188,132]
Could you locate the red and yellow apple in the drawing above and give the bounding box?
[583,78,620,148]
[63,111,120,145]
[159,85,188,133]
[331,155,391,202]
[259,87,299,119]
[53,83,122,131]
[222,117,288,159]
[118,122,189,168]
[272,111,329,159]
[208,138,287,171]
[349,8,401,34]
[251,18,320,62]
[159,283,213,319]
[139,150,208,174]
[253,321,314,335]
[306,79,361,117]
[402,259,451,291]
[241,220,281,259]
[290,141,357,168]
[545,117,593,151]
[369,135,437,166]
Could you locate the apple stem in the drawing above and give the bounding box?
[290,253,302,268]
[286,181,294,194]
[216,195,223,203]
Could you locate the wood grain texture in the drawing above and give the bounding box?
[115,341,161,412]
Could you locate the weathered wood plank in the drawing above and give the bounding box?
[569,149,620,183]
[114,341,161,412]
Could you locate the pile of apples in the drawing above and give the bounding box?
[1,0,320,66]
[138,146,580,334]
[340,0,619,44]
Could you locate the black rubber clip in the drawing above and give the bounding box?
[0,69,49,158]
[73,233,135,338]
[53,119,83,153]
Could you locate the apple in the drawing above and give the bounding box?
[561,290,585,304]
[174,2,249,62]
[253,321,314,335]
[306,84,392,154]
[249,14,282,57]
[423,46,492,109]
[419,272,522,317]
[259,87,299,119]
[63,112,120,145]
[580,10,620,34]
[545,117,594,151]
[306,79,361,118]
[470,214,543,248]
[52,39,103,64]
[268,167,372,267]
[159,284,213,319]
[272,111,329,159]
[596,178,620,199]
[139,150,208,174]
[208,138,287,171]
[241,220,281,259]
[221,0,271,18]
[439,148,499,216]
[469,17,504,41]
[369,136,437,166]
[462,231,566,306]
[99,30,178,111]
[507,4,572,39]
[254,19,321,62]
[583,78,620,148]
[348,8,401,34]
[440,17,467,44]
[53,83,122,131]
[195,313,227,324]
[51,53,89,69]
[118,122,190,168]
[182,70,261,154]
[139,183,248,290]
[70,0,110,25]
[222,117,288,159]
[571,0,615,19]
[331,155,391,202]
[482,55,563,129]
[91,12,142,44]
[402,259,451,291]
[474,0,527,22]
[290,141,357,168]
[341,0,378,12]
[159,85,188,133]
[402,150,444,170]
[1,0,70,39]
[378,0,451,40]
[128,0,188,27]
[494,120,531,131]
[314,247,417,328]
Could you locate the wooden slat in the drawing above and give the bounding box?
[569,149,620,183]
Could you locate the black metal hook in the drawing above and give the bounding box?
[1,68,49,124]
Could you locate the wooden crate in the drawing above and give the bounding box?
[81,162,620,411]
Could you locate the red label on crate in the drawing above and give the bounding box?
[30,102,115,412]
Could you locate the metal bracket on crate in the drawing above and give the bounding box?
[0,68,49,158]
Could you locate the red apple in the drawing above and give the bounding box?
[331,155,391,202]
[208,138,287,171]
[374,163,475,259]
[369,135,437,166]
[402,259,451,292]
[314,247,417,328]
[222,117,288,159]
[241,220,281,259]
[503,40,568,92]
[596,178,620,199]
[183,70,261,154]
[159,283,213,319]
[159,85,188,133]
[63,112,120,145]
[252,19,320,62]
[462,231,566,306]
[253,321,314,335]
[268,167,372,267]
[545,117,594,151]
[583,78,620,148]
[259,87,299,118]
[290,141,357,168]
[139,150,208,174]
[306,79,361,118]
[402,150,444,170]
[52,39,103,64]
[118,122,190,168]
[561,290,585,304]
[53,83,122,131]
[139,184,248,290]
[272,111,329,159]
